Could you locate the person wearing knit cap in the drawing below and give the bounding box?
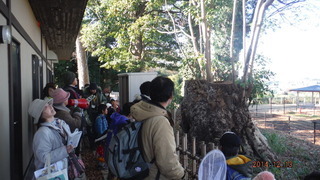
[219,132,252,180]
[51,88,82,132]
[83,83,107,121]
[28,98,74,171]
[62,71,83,100]
[63,71,76,87]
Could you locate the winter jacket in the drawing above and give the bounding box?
[131,101,185,180]
[33,119,69,170]
[226,155,252,180]
[95,114,108,137]
[53,104,82,132]
[63,85,82,99]
[84,88,107,122]
[83,87,107,105]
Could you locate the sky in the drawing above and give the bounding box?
[258,0,320,88]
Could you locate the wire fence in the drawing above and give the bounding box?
[250,103,320,145]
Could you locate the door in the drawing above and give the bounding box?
[32,55,41,99]
[10,39,22,179]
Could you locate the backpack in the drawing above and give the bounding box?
[107,121,152,179]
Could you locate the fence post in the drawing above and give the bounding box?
[208,142,215,151]
[269,98,273,117]
[283,97,286,114]
[176,131,180,157]
[264,112,266,128]
[288,116,291,135]
[313,122,316,144]
[171,109,177,124]
[272,122,275,130]
[183,133,188,179]
[255,100,258,117]
[200,141,206,158]
[192,137,196,179]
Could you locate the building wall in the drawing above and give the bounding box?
[12,0,41,51]
[0,15,11,180]
[0,1,56,179]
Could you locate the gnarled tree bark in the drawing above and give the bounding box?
[179,80,276,162]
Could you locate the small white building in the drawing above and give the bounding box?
[118,72,158,106]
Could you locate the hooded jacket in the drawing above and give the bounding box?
[131,101,184,180]
[53,104,82,132]
[226,155,252,180]
[33,119,69,170]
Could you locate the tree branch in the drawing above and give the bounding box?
[267,0,306,17]
[164,0,188,60]
[230,0,238,83]
[156,29,182,34]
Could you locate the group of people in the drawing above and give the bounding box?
[28,71,120,179]
[29,72,317,180]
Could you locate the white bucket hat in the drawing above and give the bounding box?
[28,98,53,124]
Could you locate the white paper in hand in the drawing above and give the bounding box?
[64,127,82,148]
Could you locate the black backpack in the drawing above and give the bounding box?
[107,121,152,179]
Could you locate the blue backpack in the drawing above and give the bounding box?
[107,121,152,179]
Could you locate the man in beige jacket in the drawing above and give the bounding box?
[131,76,185,180]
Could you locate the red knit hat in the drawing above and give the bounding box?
[52,88,70,104]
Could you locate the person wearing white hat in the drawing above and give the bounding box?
[28,98,74,171]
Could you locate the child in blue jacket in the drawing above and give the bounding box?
[94,104,109,168]
[95,104,108,137]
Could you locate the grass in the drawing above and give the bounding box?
[296,114,320,118]
[263,132,288,154]
[254,129,320,180]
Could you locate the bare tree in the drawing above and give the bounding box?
[200,0,212,82]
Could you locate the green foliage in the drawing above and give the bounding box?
[248,55,275,104]
[54,60,77,87]
[80,0,281,102]
[168,73,184,110]
[53,55,121,91]
[87,54,122,91]
[81,0,181,72]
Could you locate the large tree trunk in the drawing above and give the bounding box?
[179,80,276,162]
[76,35,90,89]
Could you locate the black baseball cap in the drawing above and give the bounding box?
[219,132,241,147]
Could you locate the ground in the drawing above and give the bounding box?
[253,110,320,179]
[80,141,108,180]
